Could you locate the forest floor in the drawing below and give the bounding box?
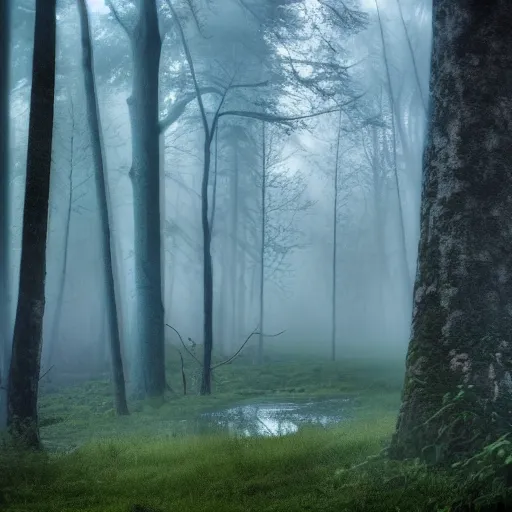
[0,349,497,511]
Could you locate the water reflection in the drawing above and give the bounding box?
[198,398,350,437]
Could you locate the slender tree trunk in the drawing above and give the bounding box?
[211,128,226,356]
[217,252,229,357]
[258,122,266,364]
[46,97,75,377]
[7,0,57,449]
[200,140,214,395]
[371,126,389,334]
[238,221,247,346]
[229,140,240,354]
[395,0,427,113]
[127,1,165,398]
[210,127,219,232]
[0,0,11,430]
[77,0,129,415]
[331,110,342,362]
[389,1,512,463]
[375,0,412,302]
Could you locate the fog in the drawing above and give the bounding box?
[5,0,431,386]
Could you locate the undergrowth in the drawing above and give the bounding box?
[1,415,464,512]
[3,354,511,510]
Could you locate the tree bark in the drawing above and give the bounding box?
[200,139,214,395]
[127,1,165,398]
[0,0,11,430]
[389,1,512,463]
[77,0,129,415]
[7,0,56,449]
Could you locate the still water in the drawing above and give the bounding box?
[196,398,351,437]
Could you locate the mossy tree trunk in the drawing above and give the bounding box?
[389,1,512,463]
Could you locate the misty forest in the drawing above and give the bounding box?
[1,0,512,510]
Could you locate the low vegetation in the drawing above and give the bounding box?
[0,353,509,511]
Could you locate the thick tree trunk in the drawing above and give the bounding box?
[128,1,165,398]
[389,1,512,463]
[0,0,11,430]
[77,0,129,415]
[7,0,56,449]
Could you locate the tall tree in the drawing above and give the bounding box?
[77,0,129,416]
[331,109,343,362]
[7,0,57,448]
[107,0,166,399]
[389,2,512,463]
[0,0,11,430]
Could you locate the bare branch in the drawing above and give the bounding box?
[159,87,222,134]
[105,0,133,39]
[317,0,368,28]
[165,0,209,135]
[214,94,364,130]
[39,365,54,381]
[165,323,202,367]
[212,328,285,369]
[229,80,269,90]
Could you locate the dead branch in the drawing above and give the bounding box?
[165,323,203,366]
[105,0,133,39]
[212,328,285,369]
[39,365,54,381]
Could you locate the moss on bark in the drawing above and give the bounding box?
[389,1,512,463]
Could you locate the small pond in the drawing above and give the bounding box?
[194,397,352,437]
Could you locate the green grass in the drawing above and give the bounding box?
[1,415,464,512]
[37,352,404,451]
[0,353,487,511]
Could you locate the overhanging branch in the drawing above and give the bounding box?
[159,87,222,134]
[212,328,285,369]
[214,94,364,130]
[105,0,133,39]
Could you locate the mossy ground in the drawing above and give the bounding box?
[0,350,494,511]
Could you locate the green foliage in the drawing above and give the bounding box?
[450,433,512,510]
[4,355,504,511]
[37,355,403,451]
[1,415,463,512]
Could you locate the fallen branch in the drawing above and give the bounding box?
[212,328,285,369]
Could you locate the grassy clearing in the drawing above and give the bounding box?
[37,353,404,451]
[1,354,487,511]
[1,414,463,512]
